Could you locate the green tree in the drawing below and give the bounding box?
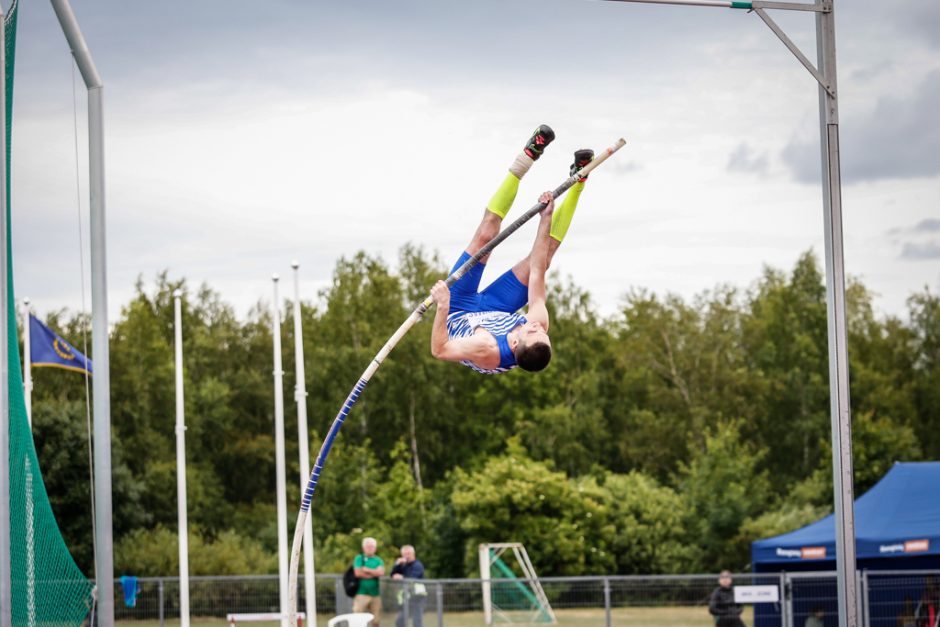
[678,419,771,571]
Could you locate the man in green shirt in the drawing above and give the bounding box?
[353,537,385,625]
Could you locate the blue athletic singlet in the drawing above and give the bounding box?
[446,310,527,375]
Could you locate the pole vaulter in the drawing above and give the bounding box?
[287,136,626,622]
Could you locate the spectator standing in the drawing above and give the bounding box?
[353,537,385,627]
[805,606,825,627]
[915,576,940,627]
[391,545,427,627]
[708,571,745,627]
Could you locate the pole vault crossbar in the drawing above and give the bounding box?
[287,138,627,622]
[603,1,857,625]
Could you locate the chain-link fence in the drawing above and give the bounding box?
[108,570,938,627]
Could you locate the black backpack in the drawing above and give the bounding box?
[343,555,362,597]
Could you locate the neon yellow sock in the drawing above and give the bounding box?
[487,172,520,219]
[550,181,584,242]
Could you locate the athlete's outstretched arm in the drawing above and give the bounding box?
[526,192,554,331]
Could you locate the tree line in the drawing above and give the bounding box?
[24,245,939,579]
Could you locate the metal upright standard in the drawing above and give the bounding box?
[48,1,114,622]
[604,1,856,625]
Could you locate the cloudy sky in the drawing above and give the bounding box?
[9,0,940,323]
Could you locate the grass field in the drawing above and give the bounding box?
[116,605,755,626]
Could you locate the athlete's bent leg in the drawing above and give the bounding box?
[465,125,555,262]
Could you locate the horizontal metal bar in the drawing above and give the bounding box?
[602,0,744,9]
[751,0,828,11]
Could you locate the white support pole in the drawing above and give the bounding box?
[173,290,191,627]
[479,545,492,626]
[23,298,31,425]
[0,6,12,625]
[272,275,290,627]
[291,262,317,623]
[23,303,34,627]
[48,1,113,622]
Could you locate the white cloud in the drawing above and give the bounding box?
[8,0,940,323]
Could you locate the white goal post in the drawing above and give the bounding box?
[479,543,556,625]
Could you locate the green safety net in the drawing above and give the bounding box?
[5,1,97,624]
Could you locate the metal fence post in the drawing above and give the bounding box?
[403,582,410,624]
[603,576,611,627]
[158,577,165,627]
[779,572,786,627]
[436,582,444,627]
[857,570,867,627]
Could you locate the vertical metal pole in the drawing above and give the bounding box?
[291,262,317,623]
[173,291,191,627]
[603,577,611,627]
[403,582,410,624]
[22,298,30,424]
[861,571,870,627]
[855,571,869,627]
[436,582,444,627]
[816,3,857,626]
[158,578,165,627]
[272,275,289,627]
[48,2,114,622]
[0,8,11,626]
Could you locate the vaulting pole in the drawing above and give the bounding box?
[288,137,627,622]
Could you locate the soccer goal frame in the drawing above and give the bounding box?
[479,543,557,625]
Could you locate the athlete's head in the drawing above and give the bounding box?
[514,322,552,372]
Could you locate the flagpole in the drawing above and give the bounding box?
[23,298,31,425]
[272,275,289,627]
[20,306,35,627]
[173,290,191,627]
[291,261,316,622]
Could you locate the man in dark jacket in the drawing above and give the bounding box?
[709,571,745,627]
[391,545,427,627]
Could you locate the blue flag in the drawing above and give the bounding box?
[29,314,93,375]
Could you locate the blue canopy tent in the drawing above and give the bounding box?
[751,462,940,626]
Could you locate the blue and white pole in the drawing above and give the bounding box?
[288,138,627,622]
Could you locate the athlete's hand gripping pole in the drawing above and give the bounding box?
[288,137,626,622]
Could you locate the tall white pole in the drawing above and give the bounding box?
[0,7,12,624]
[21,306,34,627]
[48,2,114,621]
[173,290,191,627]
[23,298,31,425]
[291,261,317,623]
[272,275,289,627]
